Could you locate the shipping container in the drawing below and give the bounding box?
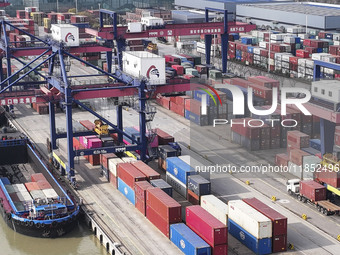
[187,175,211,197]
[51,24,79,47]
[179,155,210,180]
[131,161,160,181]
[228,219,272,255]
[166,172,187,198]
[187,189,200,205]
[228,200,272,239]
[315,168,340,188]
[24,182,40,192]
[287,130,310,149]
[117,163,146,189]
[146,188,181,223]
[118,177,135,205]
[100,153,117,171]
[158,145,178,160]
[135,181,153,215]
[186,205,228,246]
[275,153,289,167]
[170,223,211,255]
[108,158,124,177]
[166,157,197,185]
[151,179,173,197]
[200,195,228,225]
[300,180,326,202]
[242,197,287,237]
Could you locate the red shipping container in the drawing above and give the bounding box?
[289,148,310,166]
[88,155,100,166]
[248,83,272,100]
[117,163,146,189]
[231,118,260,139]
[176,95,190,106]
[315,168,340,188]
[37,180,52,190]
[132,161,160,181]
[296,49,310,58]
[146,205,172,237]
[155,128,174,145]
[100,153,117,170]
[275,153,289,167]
[186,205,228,246]
[329,45,340,56]
[273,234,287,253]
[135,196,146,216]
[243,197,287,236]
[146,188,181,223]
[172,65,184,75]
[170,101,185,116]
[287,130,309,148]
[31,173,47,182]
[247,76,278,89]
[73,137,80,150]
[187,189,199,205]
[109,171,117,188]
[135,181,154,215]
[303,39,312,47]
[24,182,40,192]
[300,180,326,202]
[79,120,95,130]
[211,244,228,255]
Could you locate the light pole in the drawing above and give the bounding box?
[75,0,78,13]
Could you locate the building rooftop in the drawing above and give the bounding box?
[242,2,340,17]
[124,51,162,58]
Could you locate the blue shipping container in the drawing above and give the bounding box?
[150,179,173,197]
[247,46,254,54]
[188,175,211,196]
[193,90,216,106]
[326,33,333,40]
[118,178,135,205]
[0,177,10,185]
[166,157,197,185]
[228,219,271,255]
[295,37,301,44]
[231,33,239,40]
[241,37,252,45]
[310,139,321,151]
[185,110,208,126]
[170,223,211,255]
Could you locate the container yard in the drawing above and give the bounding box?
[1,2,340,255]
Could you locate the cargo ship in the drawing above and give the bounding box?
[0,137,80,238]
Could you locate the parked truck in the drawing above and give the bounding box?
[287,179,340,215]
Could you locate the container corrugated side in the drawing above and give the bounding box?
[118,177,136,205]
[166,172,187,198]
[170,223,211,255]
[108,158,124,176]
[228,200,272,239]
[228,218,272,255]
[201,195,228,225]
[166,157,197,185]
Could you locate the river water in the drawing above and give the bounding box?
[0,217,107,255]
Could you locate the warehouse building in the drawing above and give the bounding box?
[174,0,290,21]
[236,2,340,31]
[171,10,217,23]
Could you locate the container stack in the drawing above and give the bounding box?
[186,205,228,255]
[117,163,146,205]
[275,130,321,180]
[186,175,211,205]
[108,157,124,188]
[127,39,144,51]
[134,181,153,216]
[30,12,44,26]
[243,198,288,253]
[157,145,178,170]
[47,13,58,24]
[100,153,117,181]
[170,223,211,255]
[43,17,51,33]
[146,188,182,237]
[200,195,228,225]
[228,200,272,255]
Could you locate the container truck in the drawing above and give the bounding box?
[287,179,340,215]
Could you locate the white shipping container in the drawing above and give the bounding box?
[335,41,340,46]
[287,27,299,34]
[305,59,314,69]
[298,58,306,66]
[42,188,59,199]
[51,24,79,47]
[123,51,166,85]
[121,157,137,163]
[108,158,124,177]
[298,34,309,39]
[201,195,228,225]
[306,68,313,75]
[141,16,164,27]
[13,184,27,192]
[127,22,143,33]
[251,30,259,37]
[284,36,295,44]
[253,47,261,55]
[259,41,267,49]
[270,33,285,40]
[282,54,292,62]
[30,190,46,200]
[228,200,272,239]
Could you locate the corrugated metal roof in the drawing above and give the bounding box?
[207,0,288,3]
[244,3,340,16]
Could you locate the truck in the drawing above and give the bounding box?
[287,179,340,215]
